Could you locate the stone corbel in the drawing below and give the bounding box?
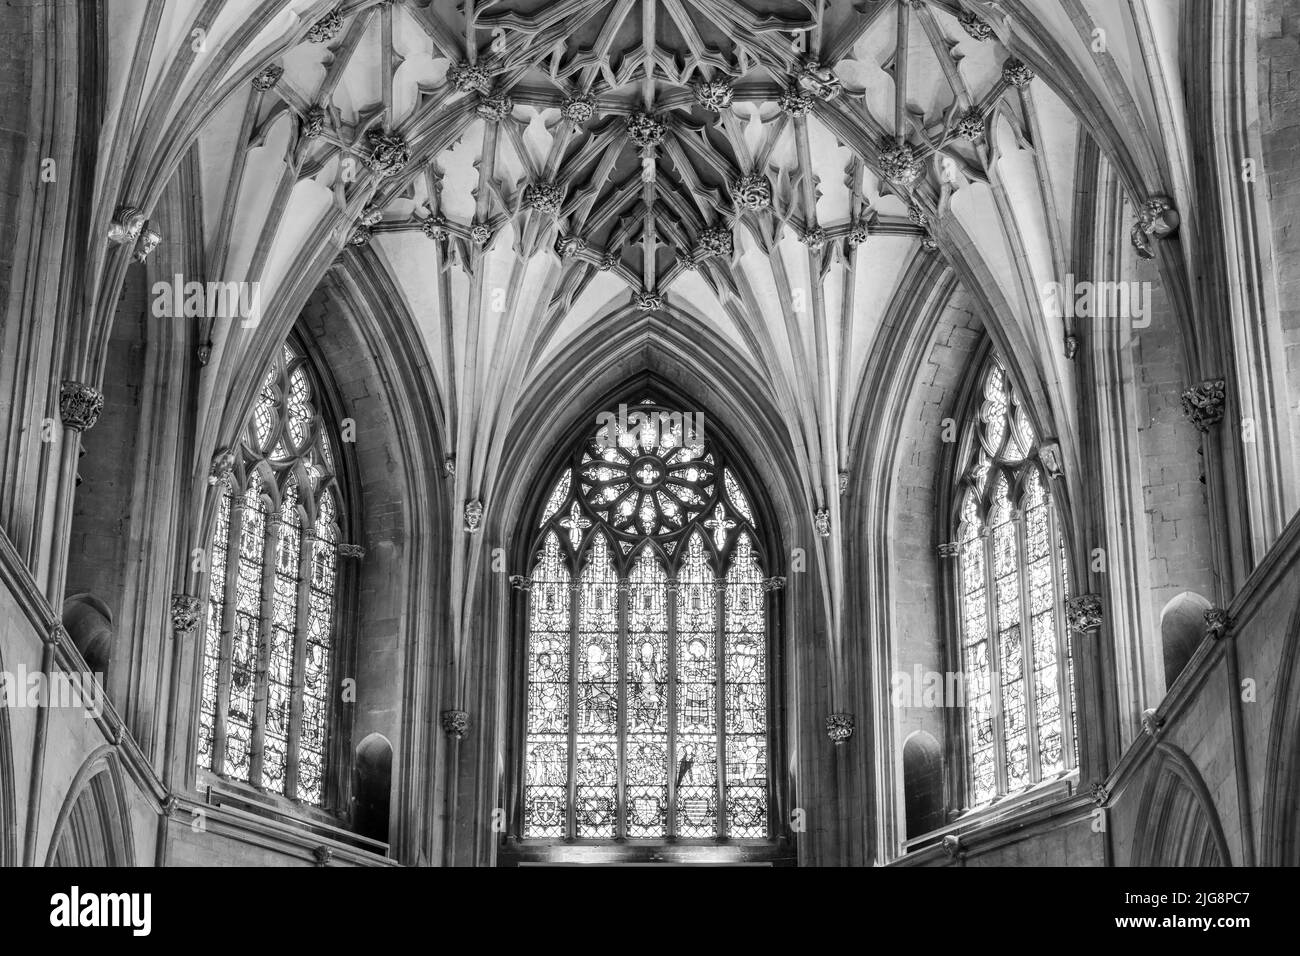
[464,499,483,533]
[441,710,470,739]
[1130,196,1179,260]
[170,594,201,634]
[1181,379,1226,432]
[940,834,964,860]
[132,223,161,263]
[59,381,104,431]
[107,205,146,246]
[1141,708,1165,737]
[1066,594,1103,634]
[826,713,854,743]
[1204,608,1232,641]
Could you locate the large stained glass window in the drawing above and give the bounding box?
[521,402,772,840]
[951,357,1077,807]
[198,340,348,807]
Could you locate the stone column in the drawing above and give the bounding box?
[44,381,104,601]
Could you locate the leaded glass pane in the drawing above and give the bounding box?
[676,533,717,837]
[198,484,233,772]
[226,478,266,783]
[724,533,766,838]
[262,485,301,793]
[525,533,570,837]
[575,535,618,838]
[299,496,336,806]
[724,468,754,523]
[626,549,669,838]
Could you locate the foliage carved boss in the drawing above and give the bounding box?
[365,128,409,178]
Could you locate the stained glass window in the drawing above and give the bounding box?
[199,339,348,807]
[522,403,770,840]
[952,357,1077,807]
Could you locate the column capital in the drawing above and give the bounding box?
[59,381,104,431]
[441,709,470,739]
[1181,378,1226,432]
[1065,594,1103,634]
[941,834,964,859]
[170,593,201,634]
[826,712,854,743]
[337,543,365,560]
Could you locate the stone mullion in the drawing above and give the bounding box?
[981,524,1009,798]
[714,575,726,841]
[1047,500,1078,772]
[1013,508,1042,786]
[248,513,281,790]
[665,577,679,840]
[284,531,315,801]
[616,578,629,840]
[565,579,579,841]
[211,488,245,777]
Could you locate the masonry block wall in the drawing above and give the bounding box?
[1131,257,1217,685]
[884,290,983,838]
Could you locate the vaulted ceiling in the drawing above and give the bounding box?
[88,0,1192,669]
[159,0,1095,443]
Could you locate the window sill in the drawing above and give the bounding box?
[194,771,388,857]
[498,836,795,866]
[901,770,1080,855]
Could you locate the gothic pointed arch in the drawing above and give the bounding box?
[1132,745,1231,867]
[45,748,135,867]
[942,346,1079,808]
[197,331,355,807]
[513,395,774,844]
[1262,595,1300,865]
